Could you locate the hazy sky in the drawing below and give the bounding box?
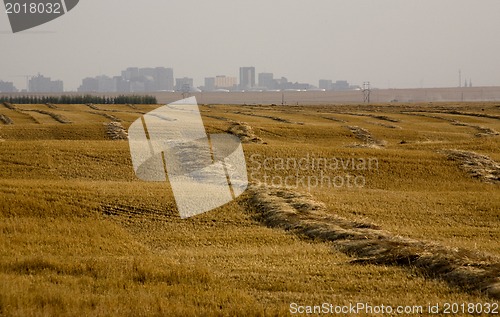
[1,0,500,91]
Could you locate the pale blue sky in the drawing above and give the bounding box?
[1,0,500,90]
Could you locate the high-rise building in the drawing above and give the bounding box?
[78,77,98,92]
[204,77,215,91]
[258,73,275,90]
[319,79,333,91]
[29,74,63,92]
[332,80,350,91]
[239,67,255,90]
[215,75,237,89]
[175,77,194,91]
[121,67,139,81]
[154,67,174,91]
[0,80,17,92]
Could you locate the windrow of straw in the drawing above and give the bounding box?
[0,114,14,125]
[345,126,387,148]
[105,122,128,140]
[443,150,500,184]
[246,185,500,299]
[227,121,264,144]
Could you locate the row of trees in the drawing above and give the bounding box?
[0,95,157,105]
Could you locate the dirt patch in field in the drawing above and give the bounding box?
[443,150,500,184]
[105,122,128,140]
[227,121,264,144]
[345,126,386,148]
[0,114,14,125]
[246,185,500,299]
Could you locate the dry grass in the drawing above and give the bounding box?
[0,102,499,316]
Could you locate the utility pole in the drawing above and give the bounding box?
[363,82,371,103]
[459,69,462,88]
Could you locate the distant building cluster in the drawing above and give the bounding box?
[0,80,17,93]
[0,66,360,93]
[319,79,359,91]
[78,67,174,93]
[29,74,64,93]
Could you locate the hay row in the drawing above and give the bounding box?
[0,114,14,125]
[227,121,264,144]
[345,126,387,148]
[320,116,346,123]
[2,102,17,110]
[26,110,72,124]
[403,112,499,137]
[246,185,500,299]
[1,103,40,123]
[90,111,122,122]
[439,110,500,121]
[450,121,499,137]
[333,111,400,123]
[233,111,303,125]
[367,121,401,129]
[443,150,500,184]
[45,103,58,109]
[85,103,100,110]
[105,122,128,140]
[203,114,232,122]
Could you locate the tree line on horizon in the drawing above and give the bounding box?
[0,95,157,105]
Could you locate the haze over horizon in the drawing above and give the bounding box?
[1,0,500,91]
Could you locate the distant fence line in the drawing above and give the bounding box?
[0,95,157,105]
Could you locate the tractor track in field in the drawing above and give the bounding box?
[246,185,500,300]
[101,204,176,222]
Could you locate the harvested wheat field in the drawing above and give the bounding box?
[0,101,499,316]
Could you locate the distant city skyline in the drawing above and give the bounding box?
[1,65,366,93]
[2,1,500,91]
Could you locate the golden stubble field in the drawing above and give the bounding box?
[0,101,499,316]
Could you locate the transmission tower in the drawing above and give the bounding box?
[363,82,371,103]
